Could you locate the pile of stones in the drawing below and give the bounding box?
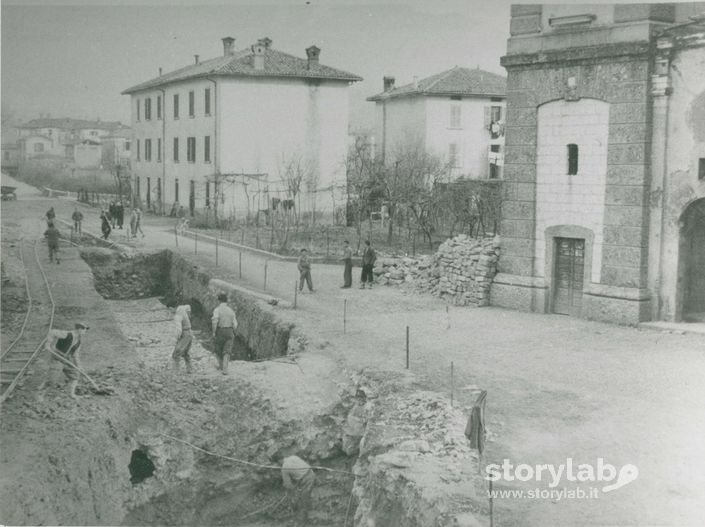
[375,234,500,306]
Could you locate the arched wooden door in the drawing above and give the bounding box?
[681,199,705,322]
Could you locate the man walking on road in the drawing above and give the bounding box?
[43,222,61,264]
[72,208,83,235]
[212,293,237,375]
[341,240,353,288]
[45,207,56,225]
[297,248,314,293]
[43,323,89,399]
[360,240,376,289]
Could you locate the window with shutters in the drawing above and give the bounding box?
[567,144,579,175]
[205,88,211,115]
[173,137,179,162]
[204,136,211,163]
[187,137,196,163]
[145,139,152,161]
[145,98,152,120]
[136,139,140,161]
[157,95,162,120]
[173,94,180,119]
[189,91,195,117]
[136,100,141,121]
[450,104,461,128]
[157,138,162,162]
[175,179,179,202]
[205,181,210,207]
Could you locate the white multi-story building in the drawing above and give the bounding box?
[367,67,507,179]
[122,36,362,218]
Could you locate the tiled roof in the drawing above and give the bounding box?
[367,67,506,101]
[122,46,362,94]
[17,118,127,131]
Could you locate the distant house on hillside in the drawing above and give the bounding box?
[14,117,131,167]
[367,67,507,179]
[122,36,362,218]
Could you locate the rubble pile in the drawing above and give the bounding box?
[376,235,501,306]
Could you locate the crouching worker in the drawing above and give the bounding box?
[281,455,315,524]
[43,323,89,399]
[172,305,193,373]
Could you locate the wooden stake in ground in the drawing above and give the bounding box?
[194,231,198,255]
[294,281,298,309]
[264,260,268,291]
[405,326,410,369]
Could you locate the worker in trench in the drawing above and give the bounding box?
[172,304,193,373]
[41,322,90,399]
[211,292,237,374]
[281,455,316,524]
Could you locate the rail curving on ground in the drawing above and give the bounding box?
[0,239,56,403]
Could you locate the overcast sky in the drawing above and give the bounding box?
[1,0,512,130]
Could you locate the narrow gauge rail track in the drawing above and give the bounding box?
[1,239,56,402]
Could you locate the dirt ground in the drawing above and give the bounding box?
[2,175,705,526]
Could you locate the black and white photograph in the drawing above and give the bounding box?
[1,0,704,525]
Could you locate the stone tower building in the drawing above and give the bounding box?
[491,3,705,324]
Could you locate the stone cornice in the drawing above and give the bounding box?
[501,41,651,69]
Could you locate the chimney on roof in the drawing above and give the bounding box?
[306,45,320,69]
[252,42,265,70]
[258,37,272,49]
[194,54,200,64]
[383,76,395,92]
[222,36,236,57]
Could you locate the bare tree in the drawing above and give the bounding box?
[389,136,451,248]
[345,134,379,251]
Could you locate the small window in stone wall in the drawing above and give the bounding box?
[567,144,579,175]
[699,158,705,181]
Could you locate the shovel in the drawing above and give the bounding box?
[47,348,116,396]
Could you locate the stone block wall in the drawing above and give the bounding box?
[377,235,500,306]
[495,26,656,324]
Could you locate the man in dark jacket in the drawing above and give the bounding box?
[360,240,376,289]
[44,222,61,264]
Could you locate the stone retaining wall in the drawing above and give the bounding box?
[377,235,501,306]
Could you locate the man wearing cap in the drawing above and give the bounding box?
[211,293,237,374]
[43,323,89,399]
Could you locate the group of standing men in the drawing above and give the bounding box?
[297,239,377,293]
[341,239,377,289]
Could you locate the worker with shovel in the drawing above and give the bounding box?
[42,323,113,398]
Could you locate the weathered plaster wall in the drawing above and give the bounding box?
[658,41,705,321]
[535,98,609,282]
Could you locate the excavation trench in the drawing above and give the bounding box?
[71,246,486,526]
[79,246,360,525]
